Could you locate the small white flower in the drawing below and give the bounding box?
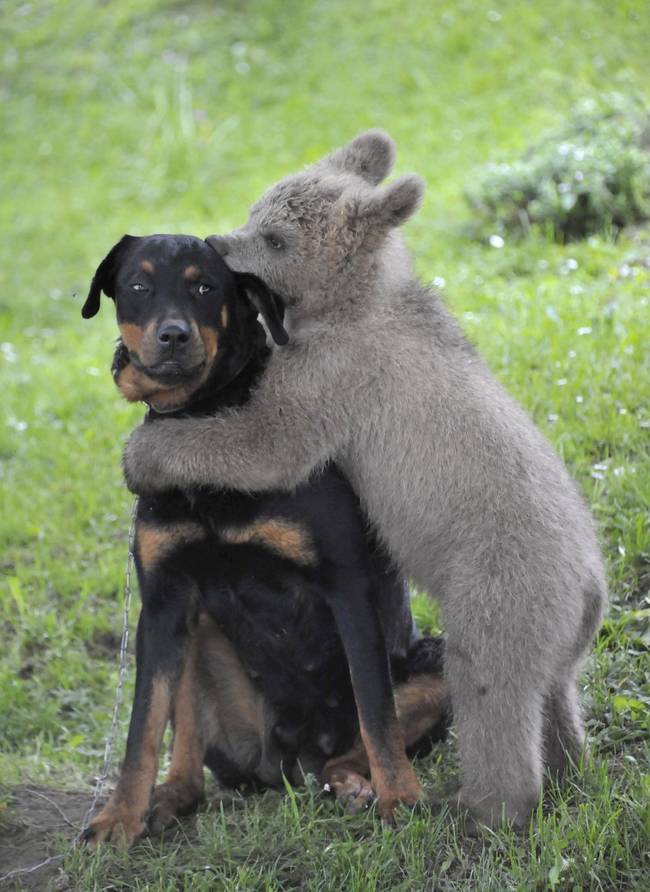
[1,342,17,362]
[489,234,505,248]
[577,326,592,336]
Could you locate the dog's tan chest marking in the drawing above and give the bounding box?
[221,519,316,565]
[136,521,207,572]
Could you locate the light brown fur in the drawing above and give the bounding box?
[221,518,316,565]
[136,520,206,572]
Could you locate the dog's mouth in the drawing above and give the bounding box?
[131,355,207,386]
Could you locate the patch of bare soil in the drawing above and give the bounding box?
[0,787,93,890]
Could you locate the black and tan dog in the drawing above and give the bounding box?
[80,234,449,845]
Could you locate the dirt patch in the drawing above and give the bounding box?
[0,786,95,890]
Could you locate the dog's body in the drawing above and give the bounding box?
[82,235,448,845]
[122,134,607,828]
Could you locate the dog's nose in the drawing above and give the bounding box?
[206,235,229,257]
[157,320,190,347]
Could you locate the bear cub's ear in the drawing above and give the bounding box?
[346,174,425,233]
[323,129,396,185]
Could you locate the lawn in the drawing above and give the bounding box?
[1,0,648,889]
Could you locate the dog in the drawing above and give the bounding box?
[121,132,607,829]
[80,233,449,845]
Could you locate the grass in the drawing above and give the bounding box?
[1,0,649,888]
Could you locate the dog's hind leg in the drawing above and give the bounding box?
[323,663,448,813]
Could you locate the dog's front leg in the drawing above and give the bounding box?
[322,583,423,822]
[83,574,194,847]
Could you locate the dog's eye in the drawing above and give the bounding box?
[264,234,284,251]
[131,283,148,292]
[198,283,212,295]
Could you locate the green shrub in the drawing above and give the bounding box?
[466,94,650,242]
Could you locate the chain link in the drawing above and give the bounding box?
[0,497,139,887]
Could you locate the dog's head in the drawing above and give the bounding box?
[82,234,288,412]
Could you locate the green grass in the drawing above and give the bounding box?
[1,0,649,888]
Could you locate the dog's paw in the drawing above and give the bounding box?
[147,781,204,836]
[82,803,146,848]
[325,771,377,815]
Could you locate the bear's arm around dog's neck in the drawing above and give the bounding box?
[122,329,359,496]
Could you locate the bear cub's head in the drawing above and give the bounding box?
[208,130,424,319]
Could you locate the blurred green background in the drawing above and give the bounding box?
[1,1,648,888]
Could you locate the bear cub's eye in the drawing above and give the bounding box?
[264,233,284,251]
[198,283,212,295]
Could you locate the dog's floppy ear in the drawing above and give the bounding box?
[236,273,289,346]
[82,235,138,319]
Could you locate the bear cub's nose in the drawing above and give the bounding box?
[206,235,229,256]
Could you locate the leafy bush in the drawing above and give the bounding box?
[466,94,650,242]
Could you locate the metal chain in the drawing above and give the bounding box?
[79,495,138,833]
[0,497,139,887]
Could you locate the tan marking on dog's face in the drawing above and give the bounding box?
[221,305,229,328]
[221,519,316,565]
[114,362,160,402]
[113,353,215,411]
[141,260,154,274]
[136,521,207,572]
[118,321,148,353]
[184,265,201,281]
[198,325,219,364]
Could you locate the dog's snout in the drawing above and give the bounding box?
[206,235,229,257]
[157,320,191,347]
